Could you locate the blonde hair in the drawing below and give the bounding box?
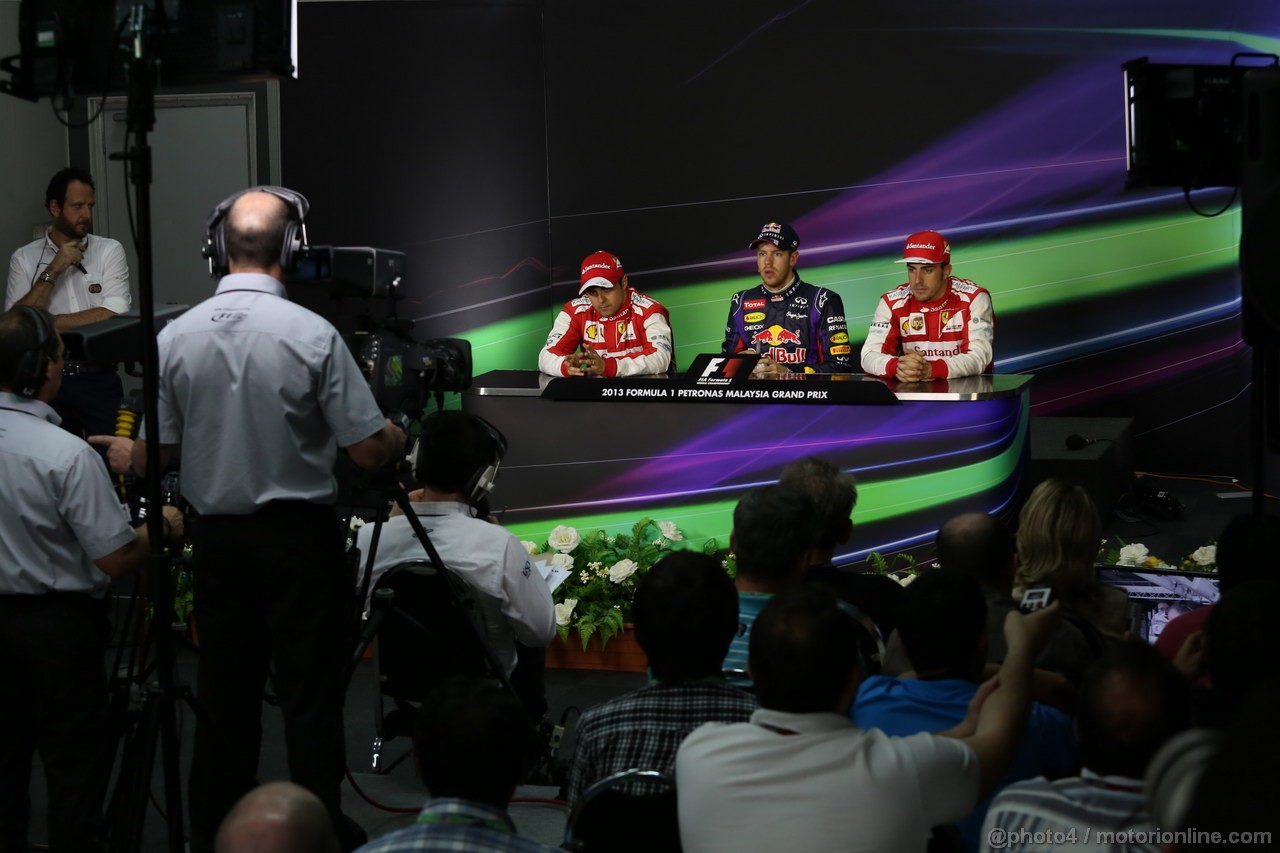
[1015,478,1102,602]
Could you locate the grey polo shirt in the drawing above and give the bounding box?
[0,392,135,597]
[149,273,386,515]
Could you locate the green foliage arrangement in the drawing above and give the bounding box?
[526,518,723,651]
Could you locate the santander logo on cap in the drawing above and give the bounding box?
[579,250,624,293]
[896,230,951,264]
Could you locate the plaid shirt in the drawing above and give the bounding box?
[567,680,759,804]
[356,798,559,852]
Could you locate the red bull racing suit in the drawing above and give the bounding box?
[860,276,995,379]
[721,275,853,373]
[539,289,674,377]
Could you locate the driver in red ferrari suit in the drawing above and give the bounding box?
[539,250,674,377]
[860,230,994,382]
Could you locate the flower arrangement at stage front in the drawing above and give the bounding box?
[524,518,721,651]
[1099,539,1217,572]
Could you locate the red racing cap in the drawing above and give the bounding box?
[896,230,951,264]
[579,251,625,294]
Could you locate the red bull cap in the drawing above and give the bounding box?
[750,221,800,251]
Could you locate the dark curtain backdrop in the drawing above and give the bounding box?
[281,0,549,338]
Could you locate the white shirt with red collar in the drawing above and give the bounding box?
[538,288,674,377]
[860,276,995,379]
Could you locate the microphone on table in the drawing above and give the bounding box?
[1065,434,1115,451]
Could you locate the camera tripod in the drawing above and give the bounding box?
[347,468,562,784]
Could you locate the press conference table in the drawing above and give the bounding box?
[462,370,1031,561]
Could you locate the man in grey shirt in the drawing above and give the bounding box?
[132,187,405,852]
[0,306,174,851]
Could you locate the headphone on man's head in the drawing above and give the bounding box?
[12,306,55,398]
[202,185,310,279]
[413,412,509,506]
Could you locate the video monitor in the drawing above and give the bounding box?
[1096,566,1221,644]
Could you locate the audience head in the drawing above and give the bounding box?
[936,512,1014,593]
[0,307,62,399]
[412,411,505,502]
[1213,513,1280,593]
[213,781,339,853]
[749,584,864,714]
[1015,478,1102,600]
[633,551,738,682]
[896,570,987,680]
[1206,578,1280,699]
[732,484,821,587]
[224,190,291,272]
[778,457,857,557]
[415,676,536,806]
[1076,642,1192,779]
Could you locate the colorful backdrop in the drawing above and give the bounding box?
[280,1,1278,545]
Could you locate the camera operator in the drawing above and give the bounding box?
[355,411,556,717]
[131,187,405,853]
[0,306,180,852]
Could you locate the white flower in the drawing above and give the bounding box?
[348,517,366,532]
[1190,545,1217,566]
[588,561,603,571]
[653,537,666,547]
[608,558,639,583]
[658,521,683,542]
[550,552,574,571]
[554,599,578,627]
[521,540,540,555]
[1117,543,1149,566]
[548,525,580,554]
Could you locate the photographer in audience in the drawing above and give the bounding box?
[677,584,1060,852]
[855,571,1076,850]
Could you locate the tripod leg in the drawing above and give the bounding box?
[106,684,165,851]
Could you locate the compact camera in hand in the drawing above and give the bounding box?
[1019,585,1054,614]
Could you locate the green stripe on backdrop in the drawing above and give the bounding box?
[500,400,1027,553]
[465,209,1238,377]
